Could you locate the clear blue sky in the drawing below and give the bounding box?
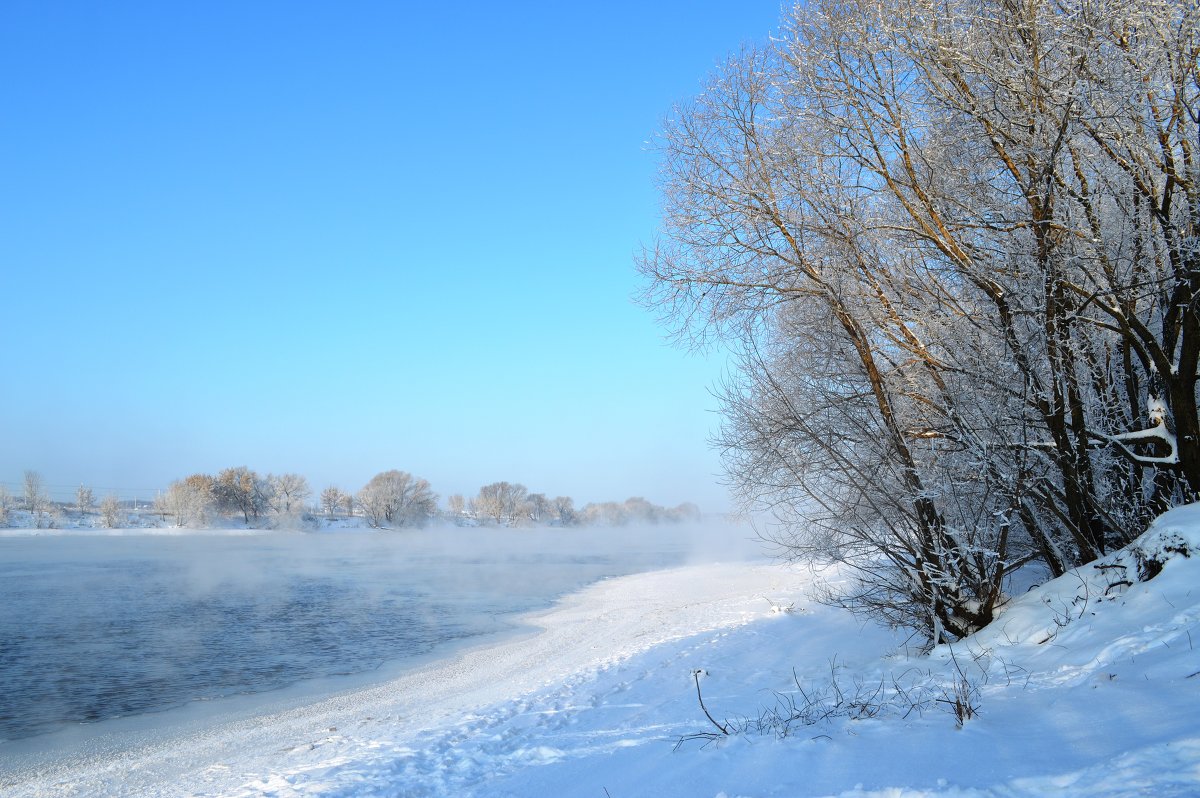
[0,1,782,510]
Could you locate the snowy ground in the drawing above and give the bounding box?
[4,507,1200,797]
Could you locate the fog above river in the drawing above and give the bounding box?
[0,522,766,747]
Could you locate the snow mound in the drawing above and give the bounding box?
[1125,503,1198,580]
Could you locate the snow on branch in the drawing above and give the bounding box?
[1089,399,1179,466]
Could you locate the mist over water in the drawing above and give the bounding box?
[0,523,762,746]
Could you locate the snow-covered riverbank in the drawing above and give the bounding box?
[0,561,798,796]
[5,506,1200,797]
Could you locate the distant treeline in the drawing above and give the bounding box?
[1,468,701,530]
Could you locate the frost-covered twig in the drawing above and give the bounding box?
[691,669,729,736]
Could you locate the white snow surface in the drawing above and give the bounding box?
[4,505,1200,797]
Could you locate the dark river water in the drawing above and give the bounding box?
[0,524,755,744]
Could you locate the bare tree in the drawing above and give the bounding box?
[213,466,269,524]
[470,484,502,524]
[156,475,214,527]
[320,486,345,517]
[471,482,529,526]
[23,470,46,515]
[357,470,438,528]
[507,489,532,526]
[75,485,95,515]
[99,494,122,528]
[670,502,702,522]
[268,473,311,515]
[581,501,630,526]
[552,496,577,526]
[446,493,466,517]
[639,0,1200,644]
[527,493,550,523]
[624,497,662,523]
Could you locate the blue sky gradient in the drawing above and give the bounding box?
[0,1,783,509]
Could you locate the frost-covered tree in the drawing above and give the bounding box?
[527,493,549,523]
[640,0,1200,644]
[213,467,270,524]
[623,497,662,523]
[576,497,694,526]
[23,470,46,514]
[552,496,577,526]
[357,470,437,528]
[471,482,529,525]
[99,494,122,528]
[268,473,311,515]
[320,486,345,517]
[469,487,500,524]
[75,485,94,515]
[668,502,702,522]
[581,501,629,527]
[156,475,214,527]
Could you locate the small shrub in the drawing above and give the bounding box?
[936,674,979,729]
